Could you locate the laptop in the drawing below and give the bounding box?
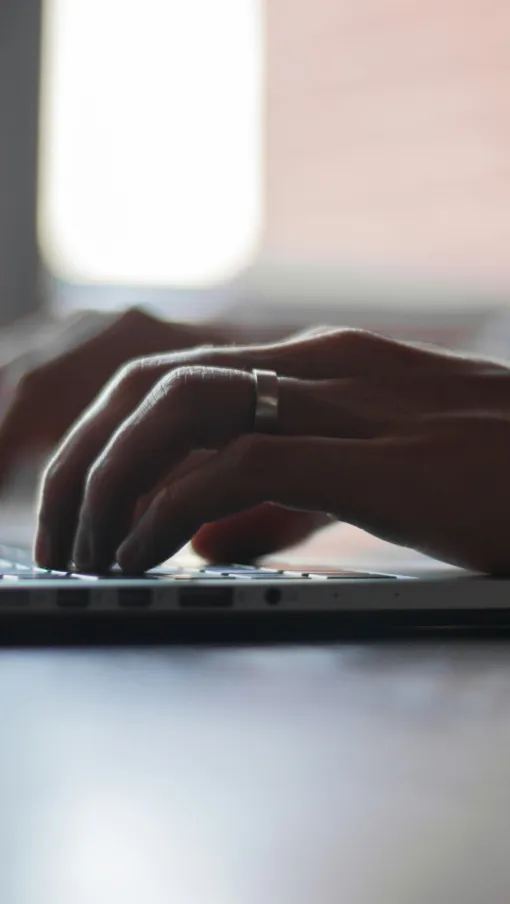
[0,534,508,644]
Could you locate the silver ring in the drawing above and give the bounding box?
[252,369,279,433]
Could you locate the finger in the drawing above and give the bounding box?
[0,319,123,485]
[0,387,41,481]
[132,451,214,524]
[33,348,266,568]
[0,368,58,482]
[34,329,402,570]
[37,366,256,570]
[116,433,403,574]
[33,363,159,568]
[191,504,332,563]
[69,369,396,572]
[0,309,171,480]
[132,462,330,563]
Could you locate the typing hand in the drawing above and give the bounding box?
[0,308,218,483]
[34,328,510,574]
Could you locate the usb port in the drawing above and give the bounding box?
[57,589,91,608]
[179,587,234,609]
[0,590,30,607]
[118,588,153,608]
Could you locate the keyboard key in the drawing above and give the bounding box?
[307,572,393,580]
[225,572,305,580]
[147,567,196,575]
[1,571,78,581]
[157,573,233,581]
[201,565,281,575]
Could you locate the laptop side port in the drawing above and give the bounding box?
[57,589,91,608]
[0,590,30,607]
[179,587,234,609]
[264,588,282,606]
[118,588,153,608]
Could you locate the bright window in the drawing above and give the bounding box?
[39,0,262,287]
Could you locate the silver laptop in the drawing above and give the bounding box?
[0,539,507,643]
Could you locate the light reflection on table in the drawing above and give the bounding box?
[1,643,510,904]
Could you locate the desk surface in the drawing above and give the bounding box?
[1,641,510,904]
[0,503,497,903]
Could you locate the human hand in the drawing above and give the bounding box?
[34,328,510,574]
[0,308,219,483]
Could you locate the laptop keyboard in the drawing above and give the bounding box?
[0,548,394,582]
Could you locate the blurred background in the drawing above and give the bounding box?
[2,0,510,562]
[2,0,510,345]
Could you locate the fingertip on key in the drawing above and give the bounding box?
[116,536,145,575]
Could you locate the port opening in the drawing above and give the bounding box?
[57,589,91,609]
[118,588,153,608]
[179,587,234,609]
[264,588,282,606]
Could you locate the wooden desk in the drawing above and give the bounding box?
[1,641,510,904]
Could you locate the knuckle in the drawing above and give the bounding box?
[157,365,213,416]
[112,359,147,396]
[115,306,152,332]
[163,365,208,395]
[335,328,372,352]
[290,324,335,341]
[327,328,402,370]
[15,367,43,399]
[82,460,109,509]
[38,456,69,515]
[39,458,61,497]
[278,328,378,378]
